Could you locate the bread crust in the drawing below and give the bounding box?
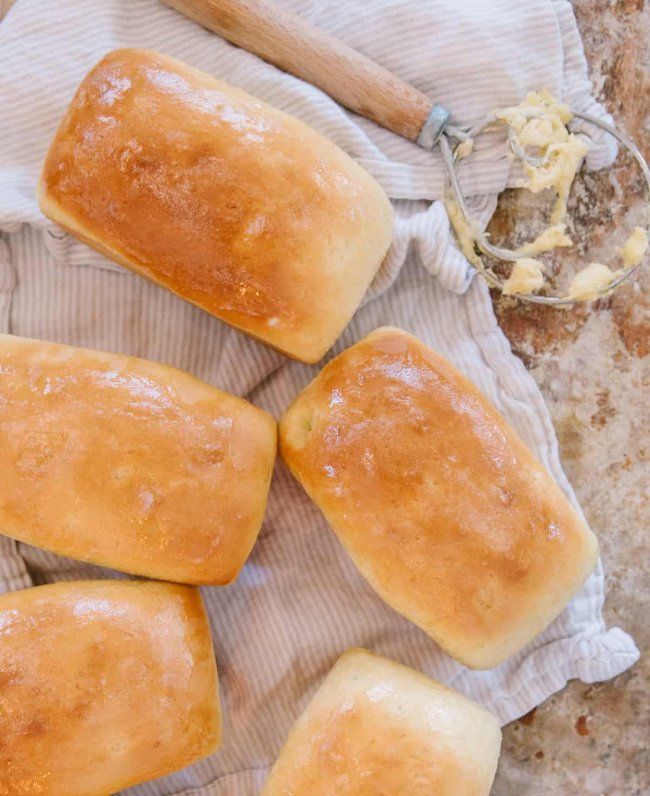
[263,648,502,795]
[0,580,221,796]
[38,48,393,363]
[0,332,276,584]
[280,327,598,668]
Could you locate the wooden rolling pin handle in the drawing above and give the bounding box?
[162,0,435,142]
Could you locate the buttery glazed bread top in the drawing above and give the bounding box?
[38,48,394,363]
[0,333,276,584]
[280,327,598,669]
[262,648,501,795]
[0,580,221,796]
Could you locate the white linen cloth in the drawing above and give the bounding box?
[0,1,639,794]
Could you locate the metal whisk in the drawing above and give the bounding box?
[164,0,649,305]
[441,110,649,304]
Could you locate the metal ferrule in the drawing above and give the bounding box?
[416,103,451,150]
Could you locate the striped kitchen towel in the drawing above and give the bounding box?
[0,1,639,794]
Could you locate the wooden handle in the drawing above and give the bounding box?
[162,0,434,142]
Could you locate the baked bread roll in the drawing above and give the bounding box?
[38,48,393,364]
[0,333,276,584]
[263,648,501,795]
[280,327,598,669]
[0,580,220,796]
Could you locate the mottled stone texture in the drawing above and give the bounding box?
[1,0,647,793]
[491,2,648,794]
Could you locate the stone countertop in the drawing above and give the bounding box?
[490,2,648,794]
[1,0,647,794]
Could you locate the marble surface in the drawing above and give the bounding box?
[1,0,647,794]
[490,2,648,793]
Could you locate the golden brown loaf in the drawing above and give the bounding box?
[0,333,276,584]
[0,580,221,796]
[38,48,394,363]
[262,648,502,795]
[280,327,598,669]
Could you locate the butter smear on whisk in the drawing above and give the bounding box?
[567,263,618,300]
[497,89,590,225]
[515,223,573,256]
[502,258,545,296]
[565,227,647,300]
[445,197,482,267]
[620,226,648,268]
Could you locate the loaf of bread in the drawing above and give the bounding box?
[280,327,598,669]
[263,648,501,795]
[0,580,220,796]
[38,48,393,363]
[0,333,276,584]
